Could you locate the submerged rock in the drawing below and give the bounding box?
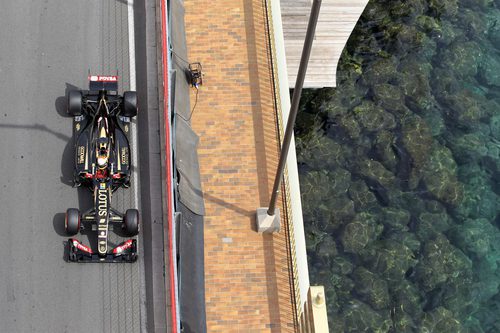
[297,0,500,330]
[334,113,362,140]
[400,71,433,113]
[479,53,500,87]
[391,305,418,332]
[490,114,500,140]
[441,89,488,130]
[432,67,461,102]
[361,240,417,282]
[342,300,392,333]
[454,173,499,220]
[388,0,427,19]
[429,0,458,17]
[380,207,410,232]
[418,307,463,332]
[415,234,472,292]
[340,212,382,254]
[420,105,446,136]
[297,131,349,169]
[416,15,442,36]
[415,211,452,240]
[449,218,500,258]
[362,57,400,85]
[327,273,355,314]
[401,115,433,169]
[305,225,324,254]
[447,132,489,165]
[459,8,489,40]
[487,9,500,46]
[461,0,493,10]
[352,267,390,310]
[421,144,463,206]
[391,280,423,317]
[352,101,397,132]
[316,235,338,261]
[330,256,354,275]
[438,41,483,78]
[347,179,379,211]
[386,231,421,252]
[372,83,406,111]
[435,20,460,45]
[373,130,398,172]
[355,158,397,190]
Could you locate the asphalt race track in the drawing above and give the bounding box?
[0,0,146,331]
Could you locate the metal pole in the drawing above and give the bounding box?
[267,0,322,216]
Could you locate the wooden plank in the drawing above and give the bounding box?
[280,0,368,88]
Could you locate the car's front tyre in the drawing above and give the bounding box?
[65,208,81,235]
[122,91,138,117]
[67,91,83,116]
[123,209,139,236]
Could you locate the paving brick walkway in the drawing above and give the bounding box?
[184,0,296,331]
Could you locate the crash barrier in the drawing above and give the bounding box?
[160,0,179,331]
[263,0,329,332]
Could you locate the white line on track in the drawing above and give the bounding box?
[128,0,138,200]
[127,1,147,333]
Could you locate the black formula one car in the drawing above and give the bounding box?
[64,75,139,263]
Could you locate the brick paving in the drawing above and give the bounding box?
[184,0,296,331]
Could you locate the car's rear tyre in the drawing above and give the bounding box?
[122,91,138,117]
[68,91,82,116]
[65,208,81,235]
[123,209,139,236]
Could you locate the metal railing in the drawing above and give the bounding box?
[262,1,329,332]
[262,0,302,328]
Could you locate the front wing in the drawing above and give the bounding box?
[67,238,137,263]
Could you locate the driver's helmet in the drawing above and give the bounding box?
[97,137,109,169]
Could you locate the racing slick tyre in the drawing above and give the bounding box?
[123,209,139,236]
[65,208,81,236]
[122,91,138,117]
[67,91,82,116]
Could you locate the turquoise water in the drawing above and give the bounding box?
[296,0,500,331]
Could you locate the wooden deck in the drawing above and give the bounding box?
[280,0,369,88]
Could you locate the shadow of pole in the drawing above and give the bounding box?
[202,192,253,217]
[60,134,75,186]
[0,123,71,142]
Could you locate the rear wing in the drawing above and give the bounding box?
[88,75,119,91]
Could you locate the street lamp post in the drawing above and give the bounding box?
[257,0,322,233]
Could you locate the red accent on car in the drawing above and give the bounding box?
[112,239,134,254]
[88,75,118,82]
[72,239,93,254]
[95,169,108,179]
